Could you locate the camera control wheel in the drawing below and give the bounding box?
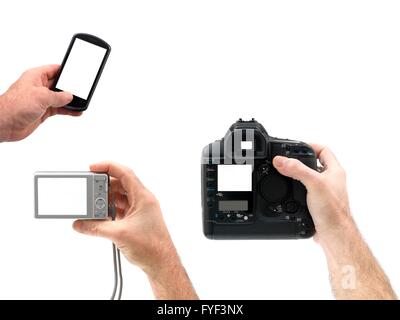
[284,201,300,214]
[259,174,289,203]
[95,197,106,210]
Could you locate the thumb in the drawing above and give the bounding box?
[273,156,319,189]
[73,220,116,240]
[45,90,73,108]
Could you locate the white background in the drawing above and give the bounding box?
[56,38,107,100]
[0,0,399,300]
[37,178,87,216]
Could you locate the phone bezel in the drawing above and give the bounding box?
[52,33,111,111]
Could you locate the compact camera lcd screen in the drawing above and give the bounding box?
[37,178,87,216]
[217,164,252,192]
[55,38,107,99]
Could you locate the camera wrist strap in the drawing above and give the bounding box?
[110,197,123,300]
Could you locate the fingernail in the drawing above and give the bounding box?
[274,156,287,168]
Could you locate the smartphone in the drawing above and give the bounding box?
[34,172,109,219]
[52,33,111,111]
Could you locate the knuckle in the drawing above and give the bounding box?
[88,223,100,236]
[21,69,31,78]
[284,159,295,170]
[337,166,347,179]
[141,190,159,207]
[126,168,136,178]
[286,159,301,172]
[122,166,136,181]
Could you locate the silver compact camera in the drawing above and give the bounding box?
[34,172,109,219]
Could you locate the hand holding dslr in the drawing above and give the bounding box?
[274,145,396,299]
[273,143,356,245]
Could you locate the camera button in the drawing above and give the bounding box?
[258,164,270,175]
[284,201,299,214]
[207,180,216,188]
[94,212,104,218]
[95,198,106,210]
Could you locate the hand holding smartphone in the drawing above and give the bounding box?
[52,33,111,111]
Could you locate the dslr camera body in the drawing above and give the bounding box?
[201,119,317,239]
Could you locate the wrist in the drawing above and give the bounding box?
[317,215,361,255]
[144,241,198,300]
[144,239,181,280]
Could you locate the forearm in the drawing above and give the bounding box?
[0,94,11,142]
[146,247,198,300]
[0,95,7,141]
[320,218,397,300]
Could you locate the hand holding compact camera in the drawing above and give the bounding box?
[34,162,177,273]
[34,162,183,299]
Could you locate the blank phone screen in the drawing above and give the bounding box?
[37,178,87,216]
[56,38,107,99]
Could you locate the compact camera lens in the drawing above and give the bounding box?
[259,174,289,203]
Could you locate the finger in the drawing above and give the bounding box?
[72,220,117,240]
[90,161,144,197]
[46,107,82,117]
[54,108,82,117]
[113,206,126,220]
[42,107,81,121]
[113,192,129,211]
[38,88,73,109]
[273,156,320,189]
[110,177,126,194]
[48,90,73,108]
[309,143,340,169]
[108,189,129,211]
[36,64,61,81]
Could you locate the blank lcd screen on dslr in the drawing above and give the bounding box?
[219,200,248,211]
[217,165,252,192]
[37,178,87,216]
[56,39,107,99]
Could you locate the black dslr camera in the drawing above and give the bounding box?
[201,119,317,239]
